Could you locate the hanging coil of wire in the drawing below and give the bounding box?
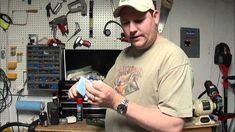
[0,68,12,113]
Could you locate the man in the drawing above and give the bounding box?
[68,0,194,131]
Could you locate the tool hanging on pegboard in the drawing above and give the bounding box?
[108,0,115,12]
[0,13,12,31]
[1,44,6,59]
[11,9,38,26]
[49,15,69,38]
[103,20,130,43]
[158,0,173,33]
[89,0,94,38]
[67,22,81,42]
[46,0,67,20]
[67,0,87,16]
[0,13,12,59]
[22,0,32,5]
[73,36,91,49]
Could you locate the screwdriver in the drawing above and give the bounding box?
[67,22,81,42]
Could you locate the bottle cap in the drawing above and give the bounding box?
[76,98,83,104]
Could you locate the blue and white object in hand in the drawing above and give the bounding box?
[75,76,90,100]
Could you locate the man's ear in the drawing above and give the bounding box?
[153,10,160,24]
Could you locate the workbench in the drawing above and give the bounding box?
[35,120,218,132]
[35,120,105,132]
[184,121,219,132]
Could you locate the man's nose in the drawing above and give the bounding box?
[129,22,137,33]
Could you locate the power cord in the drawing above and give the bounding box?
[0,119,40,132]
[0,68,12,113]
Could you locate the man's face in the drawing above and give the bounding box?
[119,7,159,50]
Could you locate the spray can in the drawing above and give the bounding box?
[76,98,83,121]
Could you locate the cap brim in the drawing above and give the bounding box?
[113,4,151,18]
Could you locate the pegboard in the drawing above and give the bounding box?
[0,0,166,94]
[7,0,129,49]
[0,0,132,124]
[0,0,171,125]
[0,0,166,95]
[0,0,132,95]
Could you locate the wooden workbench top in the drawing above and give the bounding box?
[35,119,219,132]
[35,120,105,132]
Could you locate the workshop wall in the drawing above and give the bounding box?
[0,0,134,126]
[0,0,234,130]
[175,0,234,100]
[167,0,234,129]
[168,0,234,112]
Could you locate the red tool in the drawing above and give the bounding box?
[49,15,68,38]
[73,36,91,49]
[214,42,233,132]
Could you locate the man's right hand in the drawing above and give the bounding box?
[68,84,78,99]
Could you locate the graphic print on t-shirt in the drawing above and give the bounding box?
[114,66,142,95]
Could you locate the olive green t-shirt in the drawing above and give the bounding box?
[104,36,194,132]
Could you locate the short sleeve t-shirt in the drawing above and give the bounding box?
[104,36,194,132]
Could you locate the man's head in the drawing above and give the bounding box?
[113,0,155,18]
[114,0,159,50]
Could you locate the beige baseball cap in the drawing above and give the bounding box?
[113,0,155,17]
